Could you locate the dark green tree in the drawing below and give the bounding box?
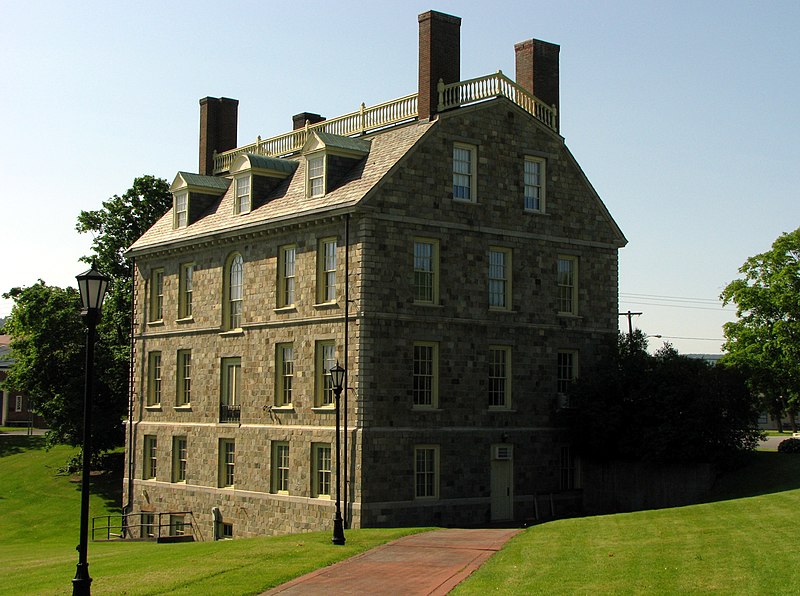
[721,228,800,431]
[568,332,761,464]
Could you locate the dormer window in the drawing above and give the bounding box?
[307,155,325,197]
[174,192,188,228]
[234,175,251,214]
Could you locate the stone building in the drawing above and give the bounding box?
[124,10,626,540]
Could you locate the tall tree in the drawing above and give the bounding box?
[2,176,171,457]
[721,228,800,431]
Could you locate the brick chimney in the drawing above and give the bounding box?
[199,97,239,176]
[292,112,326,130]
[418,10,461,121]
[514,39,560,130]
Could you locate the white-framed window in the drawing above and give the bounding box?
[172,436,187,483]
[524,157,546,212]
[176,349,191,406]
[453,143,476,202]
[173,192,188,228]
[219,439,235,488]
[311,443,332,498]
[489,247,512,310]
[141,513,155,538]
[146,351,162,406]
[224,253,244,329]
[307,155,325,197]
[15,395,23,412]
[220,357,241,423]
[234,175,251,214]
[315,341,336,407]
[278,245,296,308]
[413,239,439,304]
[557,350,578,396]
[275,343,294,407]
[272,441,290,493]
[489,346,511,409]
[317,238,337,303]
[557,256,578,315]
[414,445,439,499]
[178,262,193,319]
[149,268,164,322]
[413,342,438,408]
[143,435,157,480]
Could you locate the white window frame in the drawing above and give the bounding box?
[173,192,188,228]
[143,435,157,480]
[178,262,193,319]
[278,245,297,308]
[488,247,512,310]
[272,441,290,494]
[315,341,336,407]
[452,143,477,202]
[176,349,191,406]
[311,443,332,498]
[307,154,326,197]
[172,436,187,483]
[275,343,294,407]
[557,256,578,315]
[317,238,337,303]
[146,351,162,406]
[149,268,164,322]
[413,238,439,304]
[412,341,439,409]
[557,350,578,396]
[224,253,244,330]
[489,346,512,410]
[414,445,440,499]
[234,174,251,215]
[524,156,546,212]
[15,395,23,412]
[219,439,235,488]
[221,357,241,407]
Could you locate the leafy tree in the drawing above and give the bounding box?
[568,331,762,464]
[2,176,170,460]
[721,228,800,431]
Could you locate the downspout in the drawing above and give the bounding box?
[123,259,139,528]
[343,212,350,527]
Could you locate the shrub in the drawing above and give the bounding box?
[777,438,800,454]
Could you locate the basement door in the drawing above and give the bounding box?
[490,444,513,521]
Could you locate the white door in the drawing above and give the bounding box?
[490,445,513,521]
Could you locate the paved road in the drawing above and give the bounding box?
[760,434,797,450]
[263,528,521,596]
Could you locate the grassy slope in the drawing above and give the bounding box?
[0,437,424,595]
[455,451,800,595]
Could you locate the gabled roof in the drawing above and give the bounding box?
[128,121,433,256]
[230,153,298,177]
[170,172,231,194]
[303,131,371,157]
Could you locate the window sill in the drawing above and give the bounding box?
[269,405,295,413]
[312,495,332,500]
[219,328,244,337]
[489,307,515,313]
[273,306,297,314]
[176,316,194,324]
[173,405,192,412]
[312,406,335,413]
[452,197,478,204]
[413,302,442,308]
[313,301,339,310]
[412,407,442,412]
[488,407,515,413]
[147,320,164,327]
[145,405,162,411]
[557,312,581,319]
[524,208,548,215]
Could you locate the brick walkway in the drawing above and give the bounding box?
[263,528,521,595]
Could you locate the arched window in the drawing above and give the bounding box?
[224,253,244,329]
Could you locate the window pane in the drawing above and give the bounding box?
[413,345,434,406]
[229,255,243,328]
[414,241,434,302]
[489,348,507,407]
[453,146,472,200]
[489,250,507,308]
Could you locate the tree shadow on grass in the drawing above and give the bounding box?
[0,434,46,457]
[68,450,124,515]
[702,451,800,503]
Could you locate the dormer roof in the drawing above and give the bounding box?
[302,131,371,158]
[170,172,231,195]
[230,153,298,178]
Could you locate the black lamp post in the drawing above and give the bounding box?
[329,361,346,545]
[73,264,109,596]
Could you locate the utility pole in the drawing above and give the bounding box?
[619,310,642,344]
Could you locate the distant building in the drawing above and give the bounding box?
[0,335,43,427]
[123,10,626,539]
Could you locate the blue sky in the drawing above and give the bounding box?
[1,0,798,354]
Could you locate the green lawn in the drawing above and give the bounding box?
[0,436,425,595]
[454,451,800,595]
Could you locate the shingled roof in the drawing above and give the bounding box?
[128,120,433,256]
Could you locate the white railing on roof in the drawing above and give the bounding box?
[438,70,558,132]
[213,94,418,173]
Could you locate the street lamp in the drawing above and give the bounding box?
[329,361,346,545]
[73,264,110,596]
